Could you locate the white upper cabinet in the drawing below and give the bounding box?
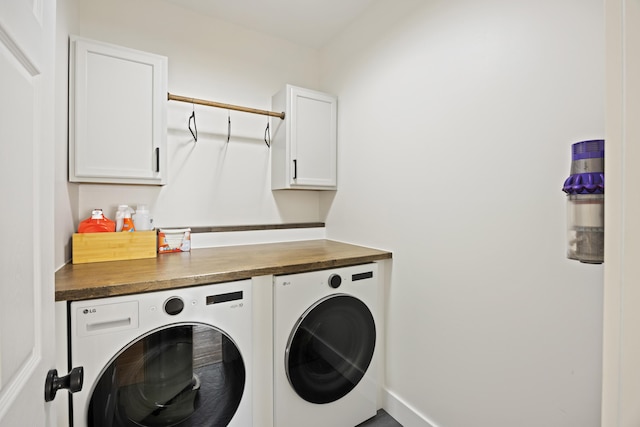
[271,85,337,190]
[69,36,168,185]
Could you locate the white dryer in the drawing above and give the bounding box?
[69,280,252,427]
[273,264,379,427]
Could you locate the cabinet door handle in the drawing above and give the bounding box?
[155,147,160,173]
[293,159,297,179]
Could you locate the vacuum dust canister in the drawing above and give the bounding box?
[562,139,604,264]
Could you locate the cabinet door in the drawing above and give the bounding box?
[271,85,337,190]
[289,86,337,189]
[69,36,167,185]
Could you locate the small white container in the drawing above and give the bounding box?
[133,205,153,231]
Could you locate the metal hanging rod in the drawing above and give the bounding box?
[167,92,285,120]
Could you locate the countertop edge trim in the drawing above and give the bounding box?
[55,252,391,302]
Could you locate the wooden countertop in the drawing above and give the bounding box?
[55,239,392,302]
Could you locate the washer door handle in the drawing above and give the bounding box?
[44,366,84,402]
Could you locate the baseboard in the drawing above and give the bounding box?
[382,388,439,427]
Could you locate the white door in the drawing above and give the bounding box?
[602,0,640,425]
[0,0,57,426]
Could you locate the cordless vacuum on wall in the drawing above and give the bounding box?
[562,139,604,264]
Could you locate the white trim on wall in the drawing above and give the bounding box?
[383,388,438,427]
[191,226,326,249]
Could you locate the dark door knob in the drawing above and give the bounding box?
[44,366,83,402]
[329,274,342,288]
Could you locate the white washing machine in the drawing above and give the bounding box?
[68,280,252,427]
[273,264,379,427]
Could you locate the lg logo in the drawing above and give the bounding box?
[82,308,97,314]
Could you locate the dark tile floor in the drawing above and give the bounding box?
[356,409,403,427]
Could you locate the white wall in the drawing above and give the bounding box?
[55,0,325,266]
[321,0,604,426]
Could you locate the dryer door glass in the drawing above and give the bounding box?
[87,324,245,427]
[285,294,376,404]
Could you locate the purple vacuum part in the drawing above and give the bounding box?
[562,139,605,195]
[562,173,604,194]
[571,139,604,161]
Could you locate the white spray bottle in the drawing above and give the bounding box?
[115,205,129,232]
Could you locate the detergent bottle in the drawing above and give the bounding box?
[121,207,135,232]
[78,209,116,233]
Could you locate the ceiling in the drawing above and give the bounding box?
[163,0,376,49]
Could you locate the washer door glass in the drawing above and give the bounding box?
[88,324,245,427]
[286,294,376,404]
